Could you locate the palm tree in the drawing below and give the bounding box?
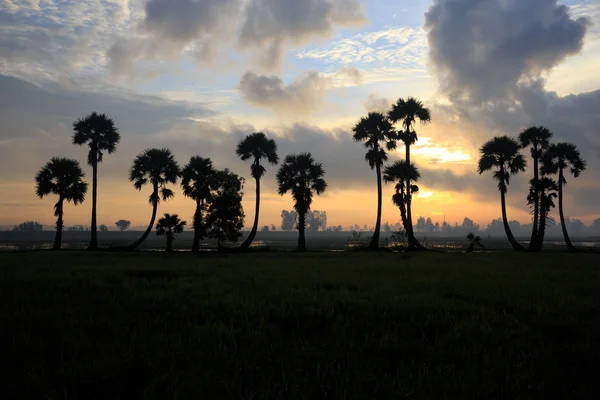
[477,136,527,251]
[518,126,552,251]
[387,97,431,249]
[527,177,558,250]
[128,149,181,250]
[383,160,420,242]
[156,213,187,252]
[541,143,586,251]
[236,132,279,249]
[35,158,88,250]
[276,153,327,251]
[352,113,397,249]
[181,156,216,252]
[72,112,120,250]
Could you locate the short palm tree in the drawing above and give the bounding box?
[477,136,527,251]
[383,160,421,245]
[387,97,431,249]
[541,142,586,251]
[181,156,216,252]
[236,132,279,249]
[518,126,552,251]
[156,213,187,252]
[35,158,88,250]
[276,153,327,251]
[72,112,120,250]
[352,112,397,249]
[527,177,558,250]
[466,232,485,253]
[128,149,181,250]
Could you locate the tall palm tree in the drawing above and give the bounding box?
[383,160,420,241]
[541,142,586,251]
[72,112,120,250]
[181,156,216,252]
[518,126,552,251]
[128,149,181,250]
[276,153,327,252]
[478,136,527,251]
[236,132,279,249]
[352,112,397,249]
[35,158,88,250]
[527,177,558,250]
[156,213,187,252]
[387,97,431,249]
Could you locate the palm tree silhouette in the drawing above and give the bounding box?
[387,97,431,250]
[518,126,552,251]
[527,177,558,250]
[478,136,527,251]
[466,232,485,252]
[236,132,279,250]
[383,160,420,242]
[181,156,216,252]
[541,142,586,251]
[35,158,88,250]
[128,149,181,250]
[276,153,327,252]
[352,112,397,249]
[72,112,120,250]
[156,213,187,252]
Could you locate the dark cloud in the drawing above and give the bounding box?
[425,0,589,103]
[239,0,365,68]
[239,71,327,114]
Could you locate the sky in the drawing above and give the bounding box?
[0,0,599,230]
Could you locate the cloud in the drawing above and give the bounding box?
[364,94,391,113]
[239,71,328,114]
[424,0,589,103]
[239,0,365,68]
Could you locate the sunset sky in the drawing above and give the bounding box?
[1,0,599,230]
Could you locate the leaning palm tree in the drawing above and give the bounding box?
[518,126,552,251]
[181,156,216,252]
[276,153,327,252]
[541,143,586,251]
[156,213,187,252]
[72,112,120,250]
[383,160,420,247]
[128,149,181,250]
[35,158,88,250]
[477,136,527,251]
[466,232,485,253]
[236,132,279,249]
[387,97,431,249]
[352,113,397,249]
[527,177,558,250]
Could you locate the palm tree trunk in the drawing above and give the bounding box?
[558,169,575,251]
[128,185,158,250]
[405,144,421,250]
[192,199,202,253]
[241,177,261,250]
[370,163,382,249]
[537,202,546,251]
[53,199,64,250]
[298,210,306,252]
[88,158,99,250]
[501,186,525,251]
[529,156,540,251]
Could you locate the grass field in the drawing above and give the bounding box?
[1,251,600,399]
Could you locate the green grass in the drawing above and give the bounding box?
[1,251,600,399]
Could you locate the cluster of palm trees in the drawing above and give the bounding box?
[35,106,586,252]
[478,127,586,252]
[352,97,431,250]
[35,114,327,251]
